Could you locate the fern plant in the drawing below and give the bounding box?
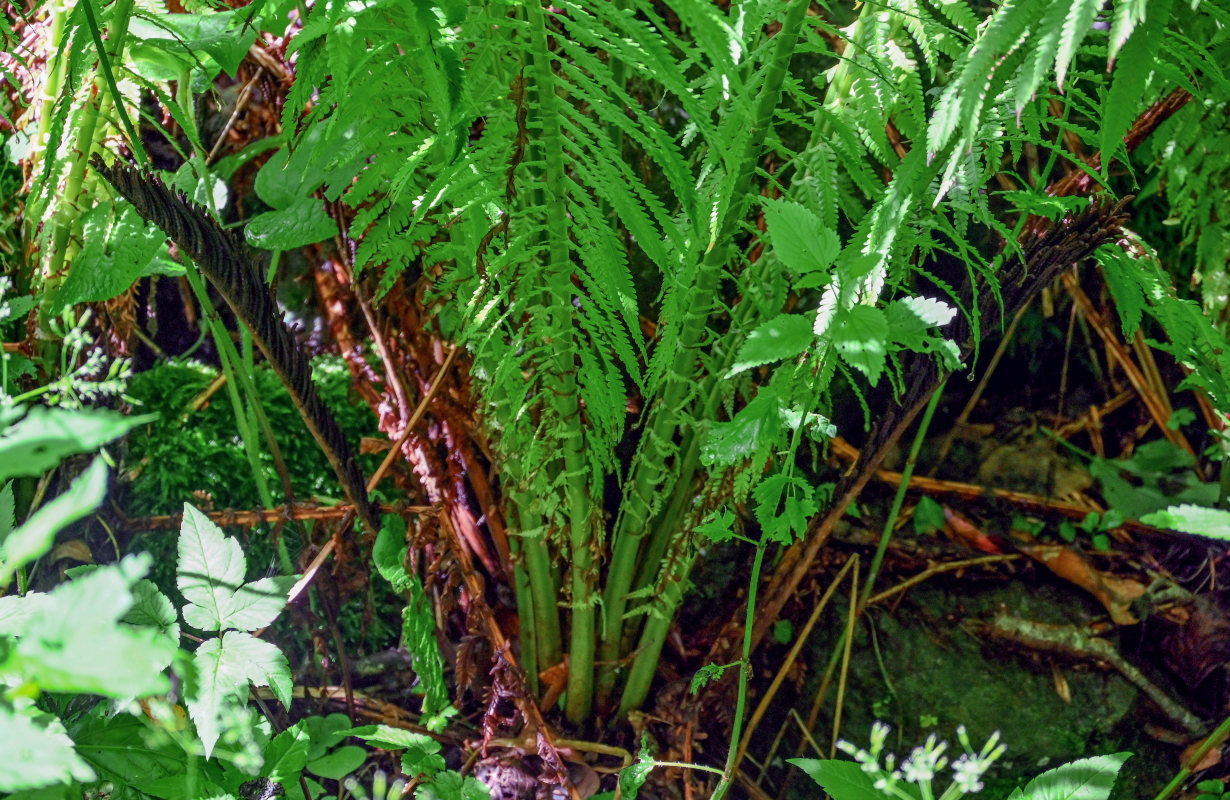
[256,0,1230,733]
[9,0,1230,760]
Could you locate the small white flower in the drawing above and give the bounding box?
[951,754,985,793]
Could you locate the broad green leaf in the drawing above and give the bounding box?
[263,725,311,785]
[306,745,366,779]
[1015,753,1131,800]
[886,297,956,343]
[178,504,295,631]
[700,387,785,468]
[787,759,881,800]
[128,9,257,77]
[0,458,108,586]
[416,771,490,800]
[0,482,14,540]
[729,313,815,376]
[763,198,839,276]
[617,760,654,800]
[55,205,166,309]
[1140,505,1230,539]
[374,515,412,591]
[832,305,890,387]
[304,714,354,757]
[245,199,339,251]
[347,724,447,777]
[0,703,95,791]
[124,580,181,645]
[913,496,947,534]
[3,555,174,697]
[253,126,330,208]
[0,408,149,481]
[0,592,51,635]
[189,631,291,757]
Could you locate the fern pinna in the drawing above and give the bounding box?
[277,0,1230,730]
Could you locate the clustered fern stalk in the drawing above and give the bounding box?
[14,0,1230,746]
[274,0,1230,730]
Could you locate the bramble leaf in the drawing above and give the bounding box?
[729,313,815,376]
[787,759,880,800]
[178,503,295,632]
[832,305,889,387]
[1014,753,1131,800]
[190,631,291,758]
[763,198,839,277]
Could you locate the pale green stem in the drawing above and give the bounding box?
[527,0,600,724]
[601,0,814,710]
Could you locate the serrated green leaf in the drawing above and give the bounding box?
[0,703,96,791]
[1015,752,1131,800]
[56,205,166,309]
[1053,0,1104,91]
[178,504,295,631]
[0,458,108,586]
[1107,0,1149,64]
[263,725,311,786]
[73,711,186,795]
[696,509,737,544]
[5,555,174,697]
[753,473,817,545]
[0,407,150,481]
[189,631,291,757]
[416,771,490,800]
[787,759,881,800]
[763,198,839,276]
[700,387,786,468]
[832,305,889,387]
[1140,505,1230,539]
[124,579,181,645]
[347,725,446,777]
[729,313,815,376]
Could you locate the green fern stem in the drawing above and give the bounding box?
[42,0,136,313]
[599,0,813,711]
[506,515,540,696]
[512,492,563,676]
[33,0,68,165]
[526,0,602,725]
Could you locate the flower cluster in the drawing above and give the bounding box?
[836,722,1006,800]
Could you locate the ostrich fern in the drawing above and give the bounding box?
[16,0,1230,738]
[278,0,1230,727]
